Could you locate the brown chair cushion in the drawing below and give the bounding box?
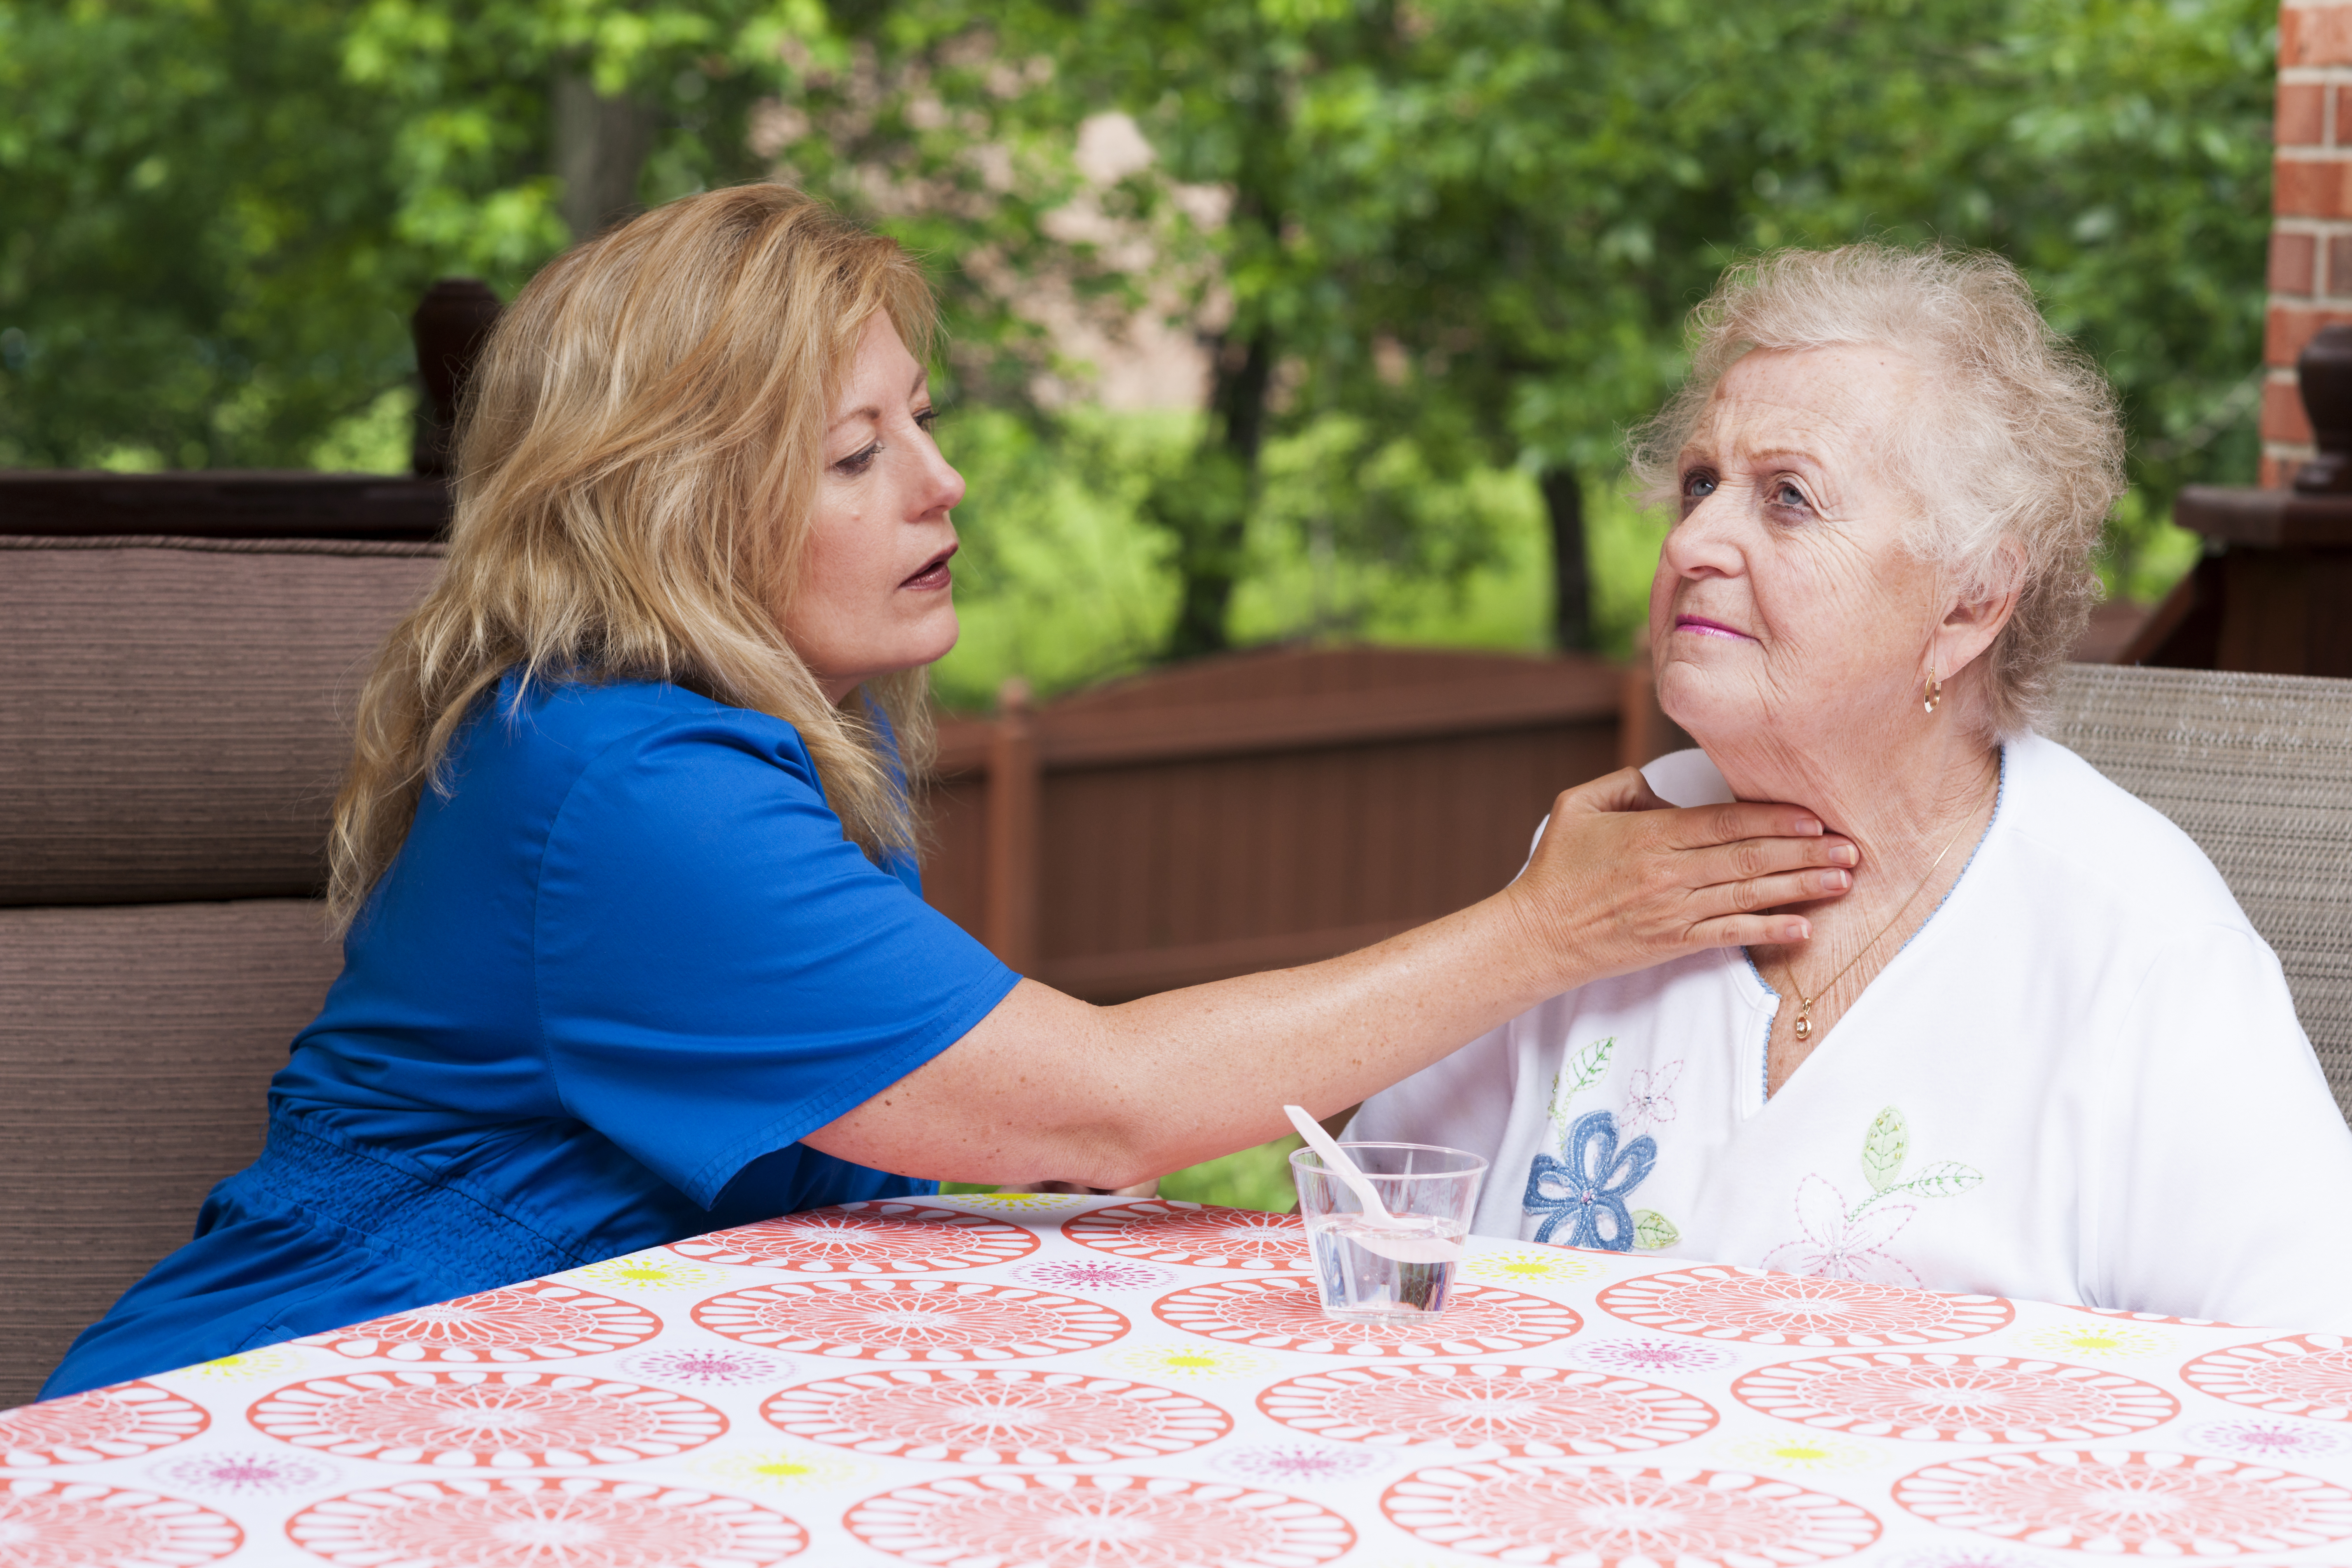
[0,898,341,1408]
[0,536,443,906]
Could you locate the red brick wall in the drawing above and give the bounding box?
[2267,3,2352,485]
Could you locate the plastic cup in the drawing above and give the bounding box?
[1289,1141,1487,1323]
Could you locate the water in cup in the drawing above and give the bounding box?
[1305,1211,1471,1321]
[1289,1141,1487,1325]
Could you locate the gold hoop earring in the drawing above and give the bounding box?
[1923,667,1942,715]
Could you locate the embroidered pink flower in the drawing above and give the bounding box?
[1761,1174,1922,1288]
[1620,1062,1682,1138]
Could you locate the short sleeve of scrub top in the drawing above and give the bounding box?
[320,675,1015,1210]
[520,688,1017,1203]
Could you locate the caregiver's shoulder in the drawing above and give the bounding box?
[494,676,826,798]
[2005,730,2252,934]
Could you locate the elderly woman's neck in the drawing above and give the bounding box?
[1704,715,2002,886]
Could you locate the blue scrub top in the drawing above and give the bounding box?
[45,676,1018,1399]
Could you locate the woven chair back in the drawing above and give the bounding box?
[2043,662,2352,1125]
[0,534,440,1409]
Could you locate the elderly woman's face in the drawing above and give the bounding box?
[1649,345,1944,754]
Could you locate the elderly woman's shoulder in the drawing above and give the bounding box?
[2002,731,2249,931]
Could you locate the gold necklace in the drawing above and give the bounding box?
[1780,807,1981,1044]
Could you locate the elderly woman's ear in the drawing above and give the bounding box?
[1928,542,2026,717]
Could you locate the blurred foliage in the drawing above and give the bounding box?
[0,0,417,468]
[942,1133,1302,1210]
[998,0,2272,620]
[929,401,1678,707]
[2,0,2268,623]
[1158,1134,1302,1211]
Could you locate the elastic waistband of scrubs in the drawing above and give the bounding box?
[240,1113,588,1294]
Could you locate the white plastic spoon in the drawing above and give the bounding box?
[1284,1104,1465,1264]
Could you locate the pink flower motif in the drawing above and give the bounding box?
[1211,1442,1389,1484]
[1760,1175,1922,1288]
[152,1449,338,1496]
[623,1348,792,1387]
[1620,1062,1682,1138]
[1567,1336,1739,1375]
[1014,1260,1176,1293]
[2190,1417,2349,1460]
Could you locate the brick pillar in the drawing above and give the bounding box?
[2267,3,2352,486]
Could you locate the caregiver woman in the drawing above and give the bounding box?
[44,186,1855,1398]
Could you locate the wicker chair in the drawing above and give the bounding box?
[0,533,441,1408]
[2042,662,2352,1125]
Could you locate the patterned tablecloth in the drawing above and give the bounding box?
[9,1195,2352,1567]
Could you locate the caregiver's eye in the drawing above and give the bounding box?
[833,441,881,476]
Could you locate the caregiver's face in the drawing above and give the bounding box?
[789,313,966,702]
[1648,345,1940,747]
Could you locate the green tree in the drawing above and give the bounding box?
[0,0,415,468]
[4,0,2272,625]
[1292,0,2272,623]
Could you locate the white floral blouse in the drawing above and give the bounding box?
[1350,736,2352,1331]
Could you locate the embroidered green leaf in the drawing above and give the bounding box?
[1632,1209,1680,1250]
[1862,1105,1908,1193]
[1548,1037,1617,1124]
[1901,1161,1986,1199]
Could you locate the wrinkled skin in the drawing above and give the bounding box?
[1650,345,2014,1091]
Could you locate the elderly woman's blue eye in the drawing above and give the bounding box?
[1775,482,1806,506]
[1683,472,1716,498]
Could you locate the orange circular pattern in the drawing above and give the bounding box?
[668,1201,1041,1274]
[761,1368,1231,1464]
[1382,1459,1881,1565]
[0,1479,242,1566]
[693,1278,1129,1362]
[2184,1337,2352,1421]
[844,1472,1354,1566]
[284,1477,806,1566]
[297,1280,661,1363]
[1152,1276,1580,1358]
[1598,1267,2014,1347]
[1061,1201,1310,1269]
[1258,1361,1718,1455]
[247,1371,726,1467]
[1732,1353,2179,1442]
[0,1381,208,1466]
[1892,1449,2352,1554]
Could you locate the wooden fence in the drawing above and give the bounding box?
[919,644,1688,1000]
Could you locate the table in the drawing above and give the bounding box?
[7,1195,2352,1566]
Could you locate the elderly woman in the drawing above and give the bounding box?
[1354,245,2352,1328]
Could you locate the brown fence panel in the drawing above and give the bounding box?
[921,644,1685,1002]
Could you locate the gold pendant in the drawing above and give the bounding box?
[1792,1007,1812,1042]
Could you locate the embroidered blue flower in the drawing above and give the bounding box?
[1524,1110,1656,1250]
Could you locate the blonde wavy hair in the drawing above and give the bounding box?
[328,184,938,933]
[1628,243,2126,737]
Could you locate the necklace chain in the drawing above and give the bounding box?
[1781,804,1983,1046]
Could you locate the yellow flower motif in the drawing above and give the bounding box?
[2017,1323,2171,1361]
[1106,1343,1272,1381]
[563,1254,726,1291]
[695,1447,872,1493]
[1717,1432,1880,1474]
[169,1345,305,1383]
[1463,1249,1597,1286]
